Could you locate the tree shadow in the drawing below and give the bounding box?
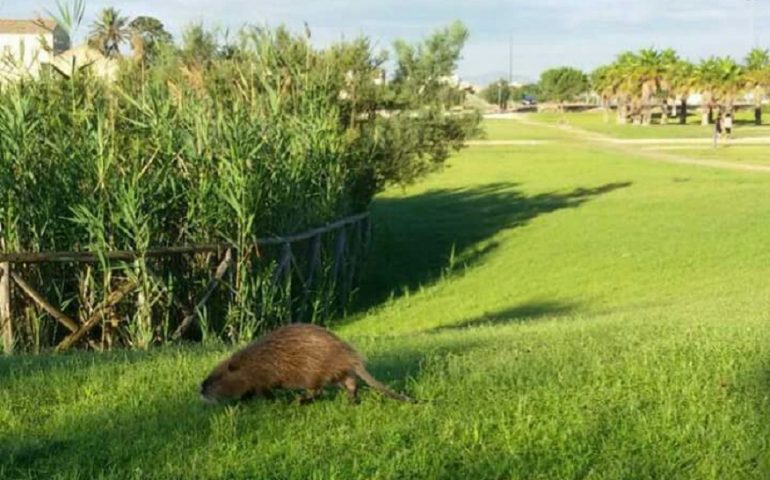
[352,181,631,312]
[431,300,578,332]
[0,348,160,383]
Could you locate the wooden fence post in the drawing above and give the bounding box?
[1,262,13,354]
[331,227,347,284]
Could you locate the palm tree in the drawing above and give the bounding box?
[744,48,770,125]
[609,51,640,124]
[656,48,680,124]
[694,58,720,125]
[713,57,744,114]
[634,48,664,125]
[668,60,695,124]
[590,65,615,123]
[88,7,129,58]
[694,56,743,124]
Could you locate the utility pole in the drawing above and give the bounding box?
[749,0,758,48]
[508,32,513,85]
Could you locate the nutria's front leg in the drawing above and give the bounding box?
[341,373,358,404]
[241,389,274,402]
[262,389,276,401]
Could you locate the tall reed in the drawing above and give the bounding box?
[0,25,477,351]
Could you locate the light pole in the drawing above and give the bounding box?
[748,0,758,48]
[508,32,513,85]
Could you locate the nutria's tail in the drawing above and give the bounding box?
[354,365,416,403]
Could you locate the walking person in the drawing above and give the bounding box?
[723,112,733,144]
[713,115,722,148]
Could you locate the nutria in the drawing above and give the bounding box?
[200,323,414,404]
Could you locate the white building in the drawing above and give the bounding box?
[49,44,120,82]
[0,19,70,82]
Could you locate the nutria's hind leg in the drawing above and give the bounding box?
[341,373,358,404]
[298,388,321,405]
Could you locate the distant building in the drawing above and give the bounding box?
[0,19,70,82]
[49,44,120,82]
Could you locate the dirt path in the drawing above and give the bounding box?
[494,114,770,174]
[466,140,552,146]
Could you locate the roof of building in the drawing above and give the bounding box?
[0,19,59,35]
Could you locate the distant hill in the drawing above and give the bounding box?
[461,71,535,88]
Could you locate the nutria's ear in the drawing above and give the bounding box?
[227,361,240,372]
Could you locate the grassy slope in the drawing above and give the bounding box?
[4,120,770,479]
[533,110,770,139]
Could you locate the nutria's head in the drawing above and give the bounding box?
[200,355,251,403]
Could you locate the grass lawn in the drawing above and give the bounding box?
[533,110,770,139]
[5,119,770,479]
[646,145,770,166]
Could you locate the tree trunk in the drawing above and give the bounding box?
[602,99,610,123]
[679,98,687,124]
[701,105,712,126]
[643,104,652,125]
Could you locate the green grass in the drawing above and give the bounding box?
[5,119,770,478]
[647,145,770,165]
[532,110,770,139]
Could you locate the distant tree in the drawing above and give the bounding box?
[510,83,539,103]
[744,48,770,125]
[129,16,173,63]
[350,21,480,200]
[538,67,588,105]
[88,7,129,58]
[481,79,511,110]
[181,24,218,66]
[391,20,469,106]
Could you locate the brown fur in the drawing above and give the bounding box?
[200,323,414,404]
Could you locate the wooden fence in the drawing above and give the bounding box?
[0,212,371,354]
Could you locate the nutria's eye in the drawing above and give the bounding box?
[227,363,239,372]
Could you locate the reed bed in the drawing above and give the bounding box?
[0,26,477,352]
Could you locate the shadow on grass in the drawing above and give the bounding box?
[0,348,162,383]
[352,181,631,313]
[431,300,578,332]
[0,335,479,478]
[0,341,235,383]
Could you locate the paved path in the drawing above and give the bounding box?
[482,114,770,174]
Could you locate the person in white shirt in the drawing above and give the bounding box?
[723,113,733,143]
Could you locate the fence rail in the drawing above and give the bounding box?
[0,212,371,354]
[0,212,370,264]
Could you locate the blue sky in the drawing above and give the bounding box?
[0,0,766,85]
